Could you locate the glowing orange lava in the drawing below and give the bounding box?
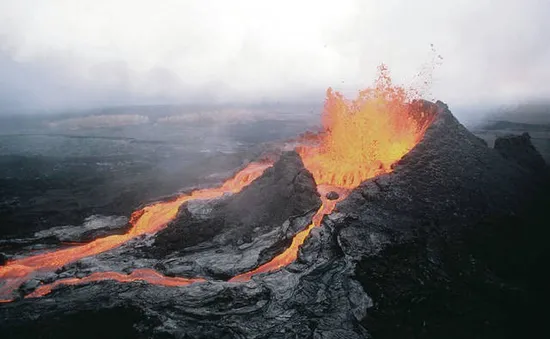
[298,65,433,188]
[27,269,206,299]
[230,185,345,282]
[0,162,271,301]
[0,65,435,302]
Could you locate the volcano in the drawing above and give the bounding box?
[1,84,548,337]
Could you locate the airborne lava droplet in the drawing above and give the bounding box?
[0,65,434,302]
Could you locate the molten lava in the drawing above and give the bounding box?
[298,65,433,188]
[230,185,344,282]
[0,162,271,302]
[0,65,434,302]
[27,269,206,299]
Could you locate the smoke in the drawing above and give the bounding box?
[0,0,549,113]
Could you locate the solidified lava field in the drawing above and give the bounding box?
[1,71,549,338]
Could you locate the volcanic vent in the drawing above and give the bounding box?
[298,65,433,188]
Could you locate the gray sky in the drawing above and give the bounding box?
[0,0,549,113]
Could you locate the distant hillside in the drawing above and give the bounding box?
[488,102,550,124]
[480,120,550,132]
[472,117,550,164]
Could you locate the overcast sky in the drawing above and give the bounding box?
[0,0,548,113]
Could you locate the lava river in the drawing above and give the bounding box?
[0,162,272,302]
[0,65,434,302]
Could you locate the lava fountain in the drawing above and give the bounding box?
[297,64,433,188]
[0,65,435,302]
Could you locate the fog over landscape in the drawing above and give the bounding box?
[1,0,549,118]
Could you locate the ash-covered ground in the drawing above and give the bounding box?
[0,102,549,339]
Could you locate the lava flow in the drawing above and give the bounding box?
[0,162,272,302]
[27,269,207,299]
[0,65,434,302]
[230,185,345,282]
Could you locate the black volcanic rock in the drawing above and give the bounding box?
[1,101,548,339]
[156,151,320,249]
[330,101,550,338]
[18,279,40,295]
[0,252,7,266]
[335,101,543,259]
[326,191,340,200]
[494,132,547,172]
[33,215,130,243]
[0,305,148,339]
[148,150,321,277]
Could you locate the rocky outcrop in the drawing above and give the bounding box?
[33,215,130,243]
[147,150,321,278]
[494,132,547,172]
[326,191,340,200]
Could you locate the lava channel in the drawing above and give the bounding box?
[0,162,272,302]
[230,185,347,282]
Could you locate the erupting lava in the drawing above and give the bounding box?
[298,65,432,188]
[0,65,434,302]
